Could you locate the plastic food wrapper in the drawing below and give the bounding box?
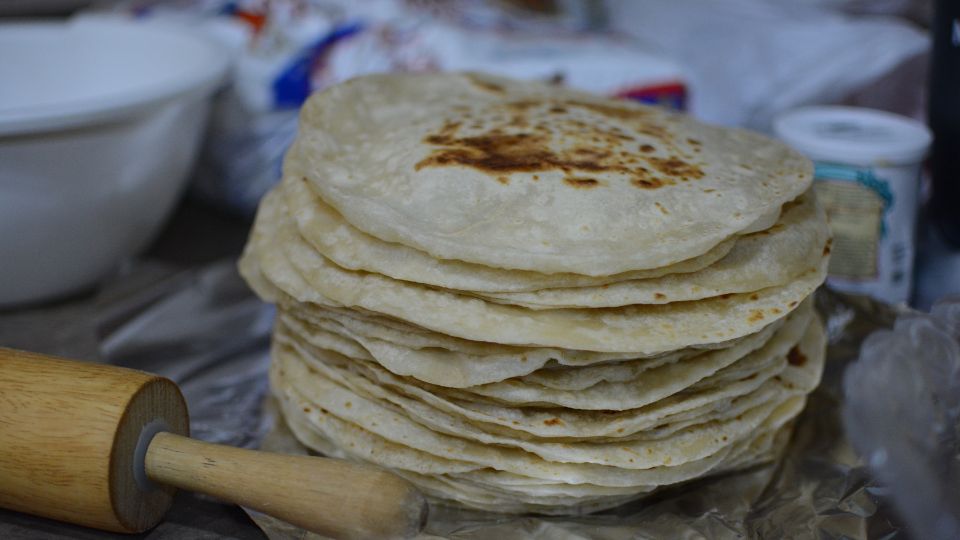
[604,0,929,130]
[844,297,960,540]
[75,259,959,539]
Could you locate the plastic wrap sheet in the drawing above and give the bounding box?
[91,261,947,539]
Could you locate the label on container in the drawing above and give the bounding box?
[813,162,917,304]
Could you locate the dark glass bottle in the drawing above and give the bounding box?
[929,0,960,245]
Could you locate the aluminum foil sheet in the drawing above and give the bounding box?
[98,261,959,539]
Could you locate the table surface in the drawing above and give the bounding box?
[0,197,268,540]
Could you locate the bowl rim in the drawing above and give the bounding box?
[0,17,231,136]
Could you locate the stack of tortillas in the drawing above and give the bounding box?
[239,72,831,514]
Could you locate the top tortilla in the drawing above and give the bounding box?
[293,72,811,275]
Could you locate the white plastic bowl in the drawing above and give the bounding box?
[0,18,229,306]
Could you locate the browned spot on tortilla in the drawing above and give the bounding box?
[497,176,510,185]
[654,202,669,214]
[632,177,671,189]
[787,345,807,366]
[344,401,352,408]
[647,156,705,181]
[417,101,683,189]
[654,293,666,300]
[320,408,329,414]
[823,242,832,256]
[303,407,311,413]
[617,428,625,433]
[532,175,539,181]
[719,293,734,300]
[565,177,600,188]
[788,300,798,307]
[687,138,701,146]
[640,144,655,153]
[543,418,563,426]
[702,188,716,193]
[748,310,765,323]
[771,308,782,314]
[749,293,760,300]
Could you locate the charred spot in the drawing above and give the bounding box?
[303,407,311,413]
[565,177,600,188]
[647,156,705,180]
[749,293,760,300]
[787,346,807,366]
[416,133,555,173]
[417,130,662,187]
[788,301,799,307]
[823,243,832,256]
[719,293,734,300]
[320,408,329,414]
[497,176,510,185]
[748,310,765,323]
[572,147,612,160]
[631,177,669,189]
[687,138,702,146]
[543,418,563,426]
[549,106,568,114]
[640,144,656,153]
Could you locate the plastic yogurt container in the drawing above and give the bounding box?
[775,106,932,304]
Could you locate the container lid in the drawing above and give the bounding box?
[773,106,932,166]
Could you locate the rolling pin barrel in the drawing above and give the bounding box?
[0,347,189,533]
[0,347,428,539]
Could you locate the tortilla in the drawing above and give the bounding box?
[293,72,811,274]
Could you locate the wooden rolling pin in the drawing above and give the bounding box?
[0,347,428,539]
